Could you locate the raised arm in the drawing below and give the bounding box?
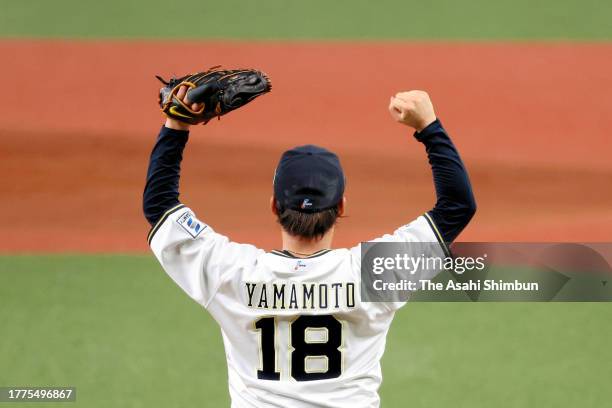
[143,86,200,226]
[144,67,270,226]
[389,91,476,243]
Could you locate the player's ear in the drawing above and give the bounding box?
[338,196,346,216]
[270,196,278,216]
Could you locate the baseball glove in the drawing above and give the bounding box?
[156,66,271,125]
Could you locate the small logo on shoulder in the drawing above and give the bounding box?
[177,211,206,238]
[301,198,313,209]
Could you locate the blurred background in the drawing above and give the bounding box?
[0,1,611,406]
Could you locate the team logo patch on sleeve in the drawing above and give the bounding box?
[176,211,207,238]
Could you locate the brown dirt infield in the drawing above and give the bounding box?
[1,41,611,252]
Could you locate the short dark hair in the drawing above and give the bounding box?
[275,202,341,240]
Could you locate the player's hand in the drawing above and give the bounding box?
[388,91,436,132]
[164,85,204,131]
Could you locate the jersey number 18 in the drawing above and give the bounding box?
[255,315,342,381]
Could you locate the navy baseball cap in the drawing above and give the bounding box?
[273,145,345,213]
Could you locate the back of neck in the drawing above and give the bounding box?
[281,228,334,257]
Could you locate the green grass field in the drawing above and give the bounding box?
[1,255,611,407]
[1,0,611,40]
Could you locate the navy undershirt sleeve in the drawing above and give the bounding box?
[143,126,189,226]
[414,119,476,243]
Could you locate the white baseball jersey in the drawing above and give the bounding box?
[149,204,446,408]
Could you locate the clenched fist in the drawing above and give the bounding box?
[389,91,436,132]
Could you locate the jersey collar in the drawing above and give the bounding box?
[270,249,332,259]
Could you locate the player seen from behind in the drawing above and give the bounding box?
[143,68,476,407]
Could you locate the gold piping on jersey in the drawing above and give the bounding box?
[270,249,333,259]
[147,204,186,245]
[423,212,451,257]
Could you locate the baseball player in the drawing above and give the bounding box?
[143,68,475,407]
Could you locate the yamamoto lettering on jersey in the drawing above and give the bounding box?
[245,282,356,310]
